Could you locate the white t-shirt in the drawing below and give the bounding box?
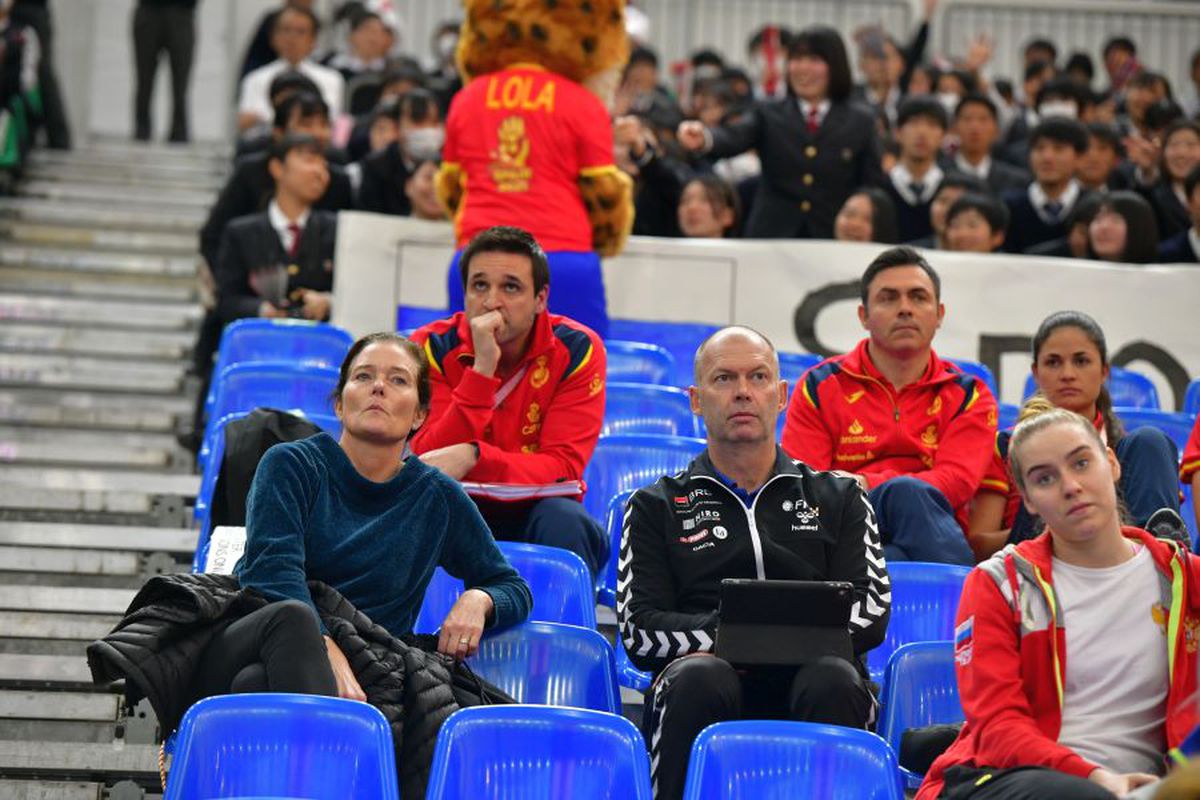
[1054,546,1169,776]
[238,59,345,124]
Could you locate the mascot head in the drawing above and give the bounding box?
[457,0,629,108]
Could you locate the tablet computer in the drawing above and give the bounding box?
[714,579,855,667]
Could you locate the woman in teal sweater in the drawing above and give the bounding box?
[195,331,531,701]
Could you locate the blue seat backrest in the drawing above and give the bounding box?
[867,561,970,682]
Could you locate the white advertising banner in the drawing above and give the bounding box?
[332,212,1200,408]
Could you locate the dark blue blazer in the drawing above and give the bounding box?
[1158,230,1199,263]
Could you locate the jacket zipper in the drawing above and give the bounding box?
[839,366,901,423]
[695,473,794,580]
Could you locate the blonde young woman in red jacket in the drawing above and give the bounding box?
[920,408,1200,800]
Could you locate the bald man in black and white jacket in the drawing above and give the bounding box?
[617,326,890,800]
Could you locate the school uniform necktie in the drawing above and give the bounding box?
[806,107,820,136]
[288,222,302,258]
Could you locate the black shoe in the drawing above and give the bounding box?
[1145,508,1192,549]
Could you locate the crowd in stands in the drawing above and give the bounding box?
[70,0,1200,798]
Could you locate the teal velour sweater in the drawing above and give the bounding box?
[235,433,531,636]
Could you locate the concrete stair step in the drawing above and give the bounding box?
[0,522,197,554]
[0,388,189,432]
[0,268,195,304]
[17,181,213,210]
[0,324,193,362]
[0,198,204,233]
[0,245,195,278]
[0,221,197,255]
[0,353,187,394]
[0,294,202,331]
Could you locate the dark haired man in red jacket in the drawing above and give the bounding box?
[783,246,996,565]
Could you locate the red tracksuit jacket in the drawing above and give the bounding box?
[408,311,605,493]
[919,528,1200,798]
[1181,414,1200,488]
[781,339,997,532]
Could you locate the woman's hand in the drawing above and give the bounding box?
[1088,768,1158,796]
[324,635,367,701]
[437,588,494,661]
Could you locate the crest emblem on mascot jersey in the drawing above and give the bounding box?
[489,116,533,192]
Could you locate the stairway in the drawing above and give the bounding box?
[0,138,225,799]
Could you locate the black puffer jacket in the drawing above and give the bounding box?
[87,573,511,799]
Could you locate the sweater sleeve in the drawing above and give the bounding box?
[235,444,322,631]
[955,568,1100,778]
[617,488,717,675]
[437,481,532,630]
[828,483,890,654]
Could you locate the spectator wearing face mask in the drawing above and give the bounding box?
[355,89,443,216]
[1001,78,1089,170]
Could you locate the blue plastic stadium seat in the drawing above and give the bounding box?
[681,720,905,800]
[598,489,636,606]
[192,411,341,572]
[414,541,597,632]
[1185,379,1200,417]
[998,403,1020,431]
[395,303,450,331]
[469,621,621,713]
[1022,365,1160,410]
[777,351,822,389]
[203,362,340,465]
[164,693,398,800]
[427,705,652,800]
[205,319,353,418]
[1183,485,1197,551]
[878,642,962,790]
[608,319,721,388]
[606,340,676,385]
[582,434,706,521]
[603,382,700,437]
[946,358,998,398]
[867,561,971,682]
[615,633,653,692]
[1117,408,1194,453]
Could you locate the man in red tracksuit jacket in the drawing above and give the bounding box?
[409,226,609,575]
[782,246,996,565]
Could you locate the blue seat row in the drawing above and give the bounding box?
[168,692,927,799]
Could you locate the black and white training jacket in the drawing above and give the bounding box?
[617,447,891,676]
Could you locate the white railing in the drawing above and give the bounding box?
[939,0,1200,102]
